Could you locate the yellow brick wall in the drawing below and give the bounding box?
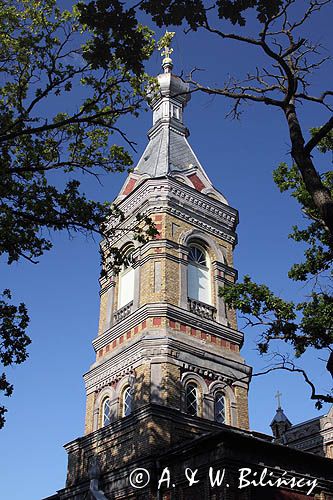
[235,386,249,430]
[161,363,181,409]
[134,363,151,408]
[98,290,109,336]
[84,392,96,435]
[164,258,180,306]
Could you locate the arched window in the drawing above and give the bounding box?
[214,392,226,424]
[188,243,211,305]
[185,382,198,416]
[122,386,132,417]
[118,248,134,309]
[102,397,111,427]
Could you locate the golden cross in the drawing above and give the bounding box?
[161,45,173,59]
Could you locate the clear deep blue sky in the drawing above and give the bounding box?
[1,3,332,499]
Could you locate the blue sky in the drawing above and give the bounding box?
[1,3,332,499]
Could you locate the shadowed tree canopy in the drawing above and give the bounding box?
[0,0,158,428]
[79,0,333,407]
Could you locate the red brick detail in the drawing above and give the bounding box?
[134,326,139,334]
[112,340,117,348]
[141,320,147,329]
[180,323,186,332]
[126,331,131,339]
[204,377,211,387]
[191,327,196,336]
[105,345,110,352]
[211,335,217,344]
[169,320,176,328]
[155,214,163,221]
[98,349,103,358]
[188,173,206,192]
[201,332,207,340]
[153,317,161,326]
[119,335,124,344]
[122,177,137,196]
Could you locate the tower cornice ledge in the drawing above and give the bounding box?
[108,178,238,246]
[93,303,244,351]
[118,177,238,224]
[84,336,250,394]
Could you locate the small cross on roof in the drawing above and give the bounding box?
[275,390,282,409]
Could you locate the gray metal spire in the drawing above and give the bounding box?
[118,34,228,205]
[133,34,210,181]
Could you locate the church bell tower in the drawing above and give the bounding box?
[63,39,252,496]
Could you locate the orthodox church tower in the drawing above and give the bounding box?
[44,40,333,500]
[59,41,252,498]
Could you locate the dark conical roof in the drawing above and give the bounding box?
[271,408,292,426]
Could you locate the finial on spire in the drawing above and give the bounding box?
[157,31,175,73]
[275,390,282,409]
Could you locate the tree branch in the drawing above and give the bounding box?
[252,362,333,405]
[304,116,333,154]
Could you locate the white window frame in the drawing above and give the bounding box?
[214,392,226,424]
[185,382,198,416]
[102,397,111,427]
[118,250,135,309]
[187,243,212,305]
[122,386,133,417]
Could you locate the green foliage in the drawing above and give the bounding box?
[76,1,155,74]
[221,134,333,405]
[222,275,298,353]
[310,128,333,154]
[0,0,156,426]
[157,31,176,52]
[0,289,30,427]
[139,0,284,29]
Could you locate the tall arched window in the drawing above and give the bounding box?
[118,248,134,309]
[214,392,226,424]
[185,382,198,416]
[102,397,111,427]
[122,386,133,417]
[188,243,211,304]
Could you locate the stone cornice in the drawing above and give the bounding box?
[84,334,250,394]
[92,303,243,351]
[213,261,238,280]
[106,178,238,247]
